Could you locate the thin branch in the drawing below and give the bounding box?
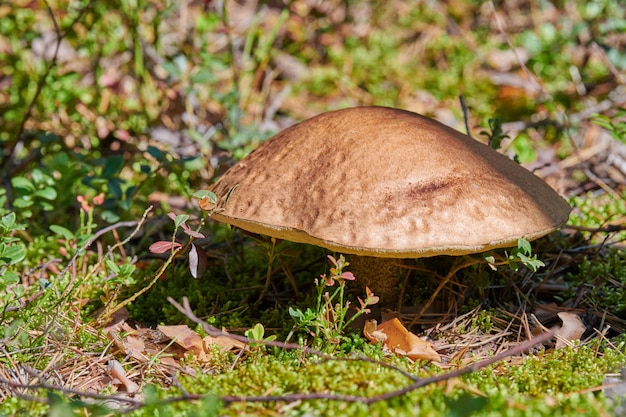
[459,95,472,138]
[0,329,554,409]
[566,224,626,234]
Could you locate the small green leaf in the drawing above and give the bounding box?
[105,259,120,274]
[1,270,20,285]
[102,155,125,178]
[101,210,120,223]
[39,201,54,211]
[289,307,303,319]
[147,146,165,161]
[191,69,215,84]
[0,212,18,232]
[245,323,265,342]
[517,238,532,256]
[50,225,75,240]
[11,176,35,193]
[34,187,58,200]
[31,168,46,184]
[118,264,136,277]
[0,243,26,264]
[160,61,181,79]
[118,199,132,211]
[108,179,123,200]
[12,198,33,208]
[174,214,190,229]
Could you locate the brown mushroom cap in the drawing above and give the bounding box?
[204,106,571,258]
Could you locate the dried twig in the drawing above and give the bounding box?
[0,320,553,410]
[169,296,554,404]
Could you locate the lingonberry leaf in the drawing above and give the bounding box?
[149,241,182,254]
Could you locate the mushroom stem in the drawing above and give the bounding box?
[256,237,278,304]
[407,257,482,328]
[348,256,406,308]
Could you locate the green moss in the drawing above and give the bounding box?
[561,249,626,316]
[111,343,624,416]
[569,191,626,242]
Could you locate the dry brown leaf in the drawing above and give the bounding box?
[107,359,139,393]
[204,335,247,352]
[106,323,149,362]
[158,325,206,358]
[363,320,384,342]
[554,312,586,349]
[364,318,441,362]
[124,335,148,362]
[159,356,182,370]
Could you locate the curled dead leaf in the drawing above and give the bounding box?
[554,312,585,349]
[107,360,139,393]
[364,317,441,362]
[198,195,217,212]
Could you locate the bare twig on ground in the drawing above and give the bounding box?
[0,310,553,411]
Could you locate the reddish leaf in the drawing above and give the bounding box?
[149,241,182,254]
[183,228,205,239]
[341,271,355,281]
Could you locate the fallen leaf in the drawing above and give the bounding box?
[204,334,247,352]
[364,318,441,362]
[159,356,183,370]
[363,320,383,342]
[107,359,139,393]
[106,324,148,362]
[554,312,585,349]
[124,335,148,362]
[158,325,205,358]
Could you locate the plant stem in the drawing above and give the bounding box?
[256,237,277,304]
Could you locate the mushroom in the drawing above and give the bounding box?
[200,106,571,308]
